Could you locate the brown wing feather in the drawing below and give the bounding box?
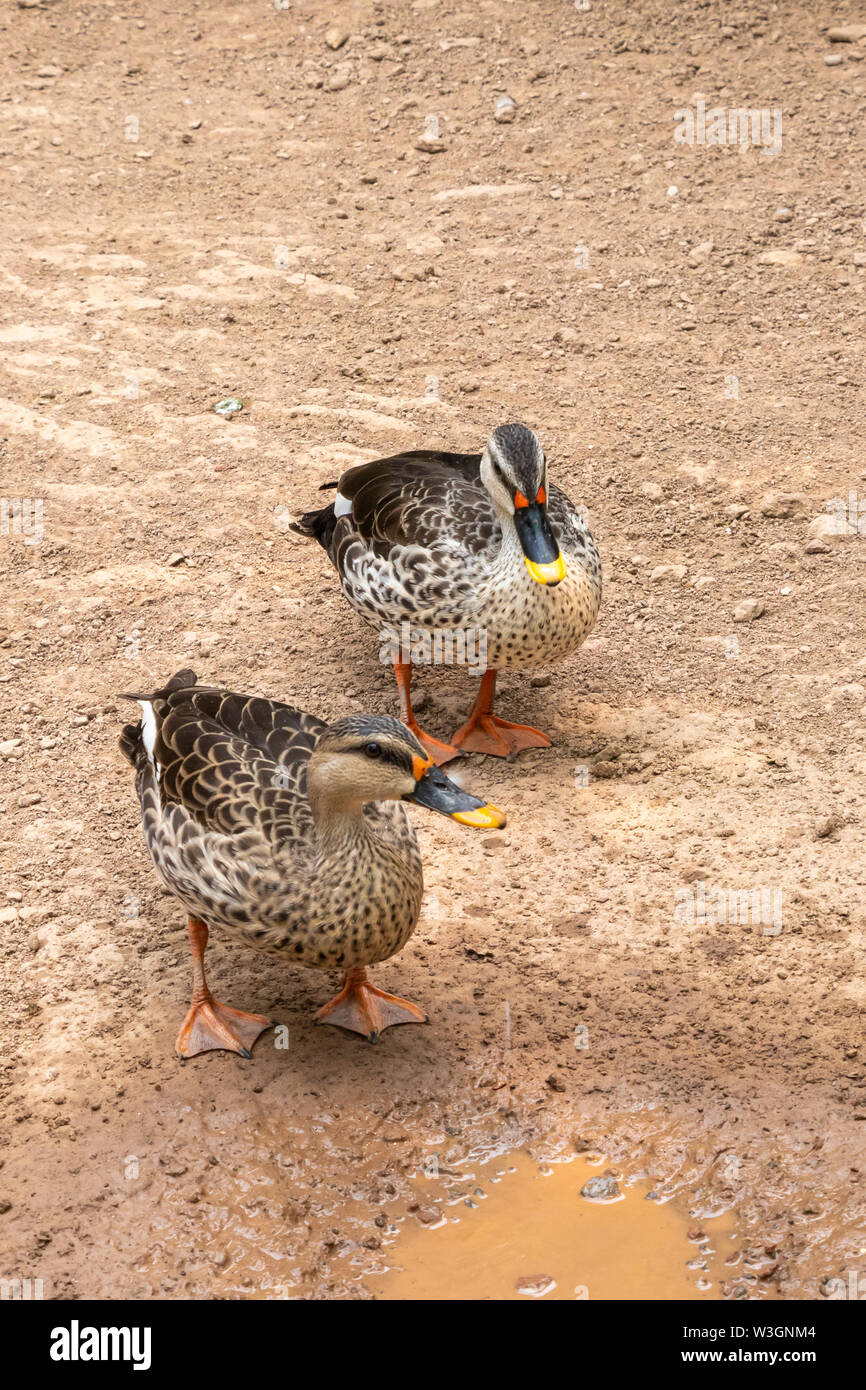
[120,672,325,849]
[335,449,499,556]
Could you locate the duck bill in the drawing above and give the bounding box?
[405,761,506,829]
[513,502,567,586]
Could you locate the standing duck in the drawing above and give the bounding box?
[119,669,504,1053]
[291,423,602,764]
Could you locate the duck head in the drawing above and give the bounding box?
[479,423,567,586]
[308,715,506,827]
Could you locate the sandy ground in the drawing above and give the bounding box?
[1,0,865,1301]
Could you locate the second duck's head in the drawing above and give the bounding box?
[480,423,566,587]
[308,715,506,827]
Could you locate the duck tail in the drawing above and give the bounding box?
[119,721,143,767]
[117,668,198,766]
[288,499,337,549]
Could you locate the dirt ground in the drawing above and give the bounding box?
[1,0,864,1301]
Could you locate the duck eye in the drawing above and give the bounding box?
[365,742,382,759]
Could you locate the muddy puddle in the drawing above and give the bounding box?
[366,1151,760,1301]
[41,1099,786,1300]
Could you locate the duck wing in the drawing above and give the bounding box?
[336,449,500,556]
[295,450,503,624]
[546,482,602,573]
[293,450,501,556]
[119,670,323,850]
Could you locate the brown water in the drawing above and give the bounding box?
[41,1093,780,1300]
[366,1151,742,1301]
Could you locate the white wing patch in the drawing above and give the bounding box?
[334,491,353,518]
[138,700,162,782]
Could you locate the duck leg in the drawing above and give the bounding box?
[451,669,552,759]
[392,660,461,766]
[175,916,272,1059]
[315,965,428,1043]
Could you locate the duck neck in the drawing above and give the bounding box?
[307,785,376,863]
[490,509,526,578]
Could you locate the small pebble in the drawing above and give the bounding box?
[463,941,494,960]
[159,1157,188,1178]
[733,598,764,622]
[410,1204,443,1226]
[580,1175,621,1202]
[515,1274,556,1297]
[828,24,866,41]
[815,814,841,840]
[687,240,714,266]
[480,831,507,852]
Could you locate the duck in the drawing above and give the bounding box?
[291,422,602,765]
[119,669,505,1054]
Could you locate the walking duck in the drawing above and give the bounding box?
[119,669,505,1053]
[291,423,602,764]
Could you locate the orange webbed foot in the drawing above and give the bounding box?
[175,996,272,1059]
[315,967,428,1043]
[410,724,463,767]
[450,712,552,759]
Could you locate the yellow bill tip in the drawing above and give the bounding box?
[525,553,567,585]
[451,803,507,830]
